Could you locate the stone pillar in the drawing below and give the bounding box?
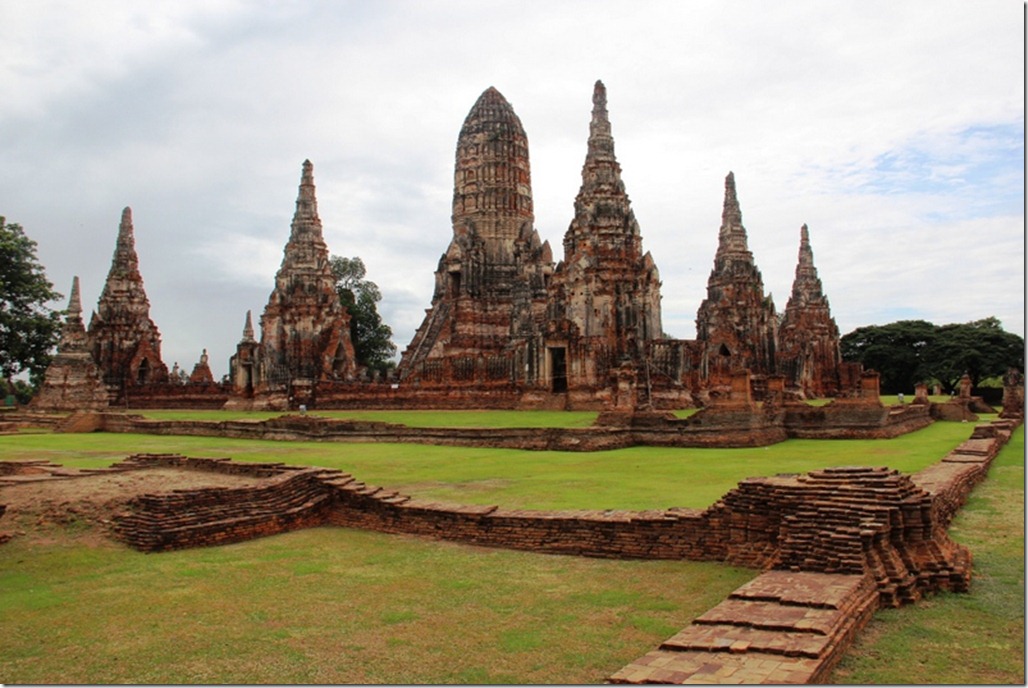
[730,369,753,405]
[913,383,930,405]
[958,373,972,400]
[859,371,881,403]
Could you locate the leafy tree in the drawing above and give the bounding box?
[329,256,396,375]
[840,320,935,394]
[0,218,62,394]
[921,318,1024,392]
[841,317,1024,394]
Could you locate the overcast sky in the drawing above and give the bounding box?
[1,0,1023,378]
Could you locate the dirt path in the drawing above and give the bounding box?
[0,466,270,546]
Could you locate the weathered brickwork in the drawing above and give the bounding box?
[228,161,358,408]
[777,224,842,397]
[31,276,111,411]
[87,207,170,392]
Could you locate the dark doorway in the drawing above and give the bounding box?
[549,347,568,393]
[136,358,150,384]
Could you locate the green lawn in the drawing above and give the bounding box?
[0,420,979,510]
[0,419,1020,684]
[0,527,754,684]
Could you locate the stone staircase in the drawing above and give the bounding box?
[608,571,878,684]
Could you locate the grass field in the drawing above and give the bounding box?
[0,417,1021,683]
[0,419,981,510]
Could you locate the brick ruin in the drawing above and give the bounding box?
[227,160,358,408]
[87,207,170,390]
[31,276,109,411]
[34,80,964,413]
[396,81,844,409]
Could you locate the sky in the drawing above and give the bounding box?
[1,0,1023,379]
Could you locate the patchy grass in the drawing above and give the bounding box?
[0,529,754,684]
[830,425,1024,684]
[0,421,977,510]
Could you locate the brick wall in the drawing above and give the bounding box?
[107,417,1016,607]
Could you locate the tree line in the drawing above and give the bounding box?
[840,318,1024,394]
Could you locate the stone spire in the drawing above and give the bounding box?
[67,275,83,324]
[563,80,642,256]
[451,86,534,246]
[88,207,168,388]
[241,310,255,343]
[715,172,751,260]
[778,224,841,396]
[789,224,822,302]
[547,79,663,395]
[696,173,777,385]
[32,276,109,410]
[248,160,357,401]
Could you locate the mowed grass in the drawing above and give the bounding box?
[0,419,1020,683]
[0,419,980,510]
[0,528,755,684]
[830,425,1025,684]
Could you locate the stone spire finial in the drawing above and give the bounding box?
[241,309,255,342]
[587,80,615,161]
[717,172,748,254]
[67,275,82,318]
[292,159,321,233]
[111,206,141,277]
[790,224,825,300]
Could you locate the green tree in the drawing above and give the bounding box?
[920,317,1024,392]
[0,218,62,394]
[329,256,397,375]
[840,320,935,394]
[841,317,1024,394]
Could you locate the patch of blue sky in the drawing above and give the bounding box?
[858,122,1024,220]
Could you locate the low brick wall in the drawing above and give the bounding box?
[95,403,931,451]
[109,456,343,552]
[107,417,1015,608]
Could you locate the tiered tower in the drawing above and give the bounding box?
[87,207,169,390]
[695,173,777,388]
[399,87,552,382]
[32,276,110,410]
[777,224,841,397]
[545,81,663,401]
[240,160,357,404]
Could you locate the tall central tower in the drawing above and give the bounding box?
[399,87,552,380]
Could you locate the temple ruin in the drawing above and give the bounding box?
[87,207,170,392]
[36,80,872,411]
[228,160,358,408]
